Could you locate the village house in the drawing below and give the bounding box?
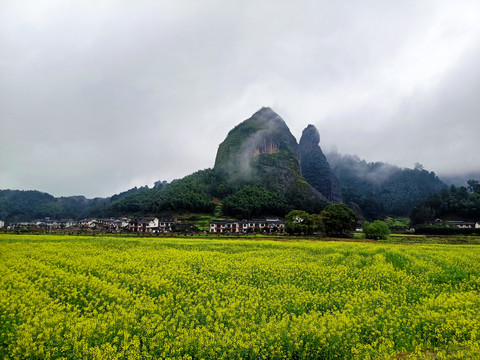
[91,218,129,232]
[129,218,156,233]
[248,218,285,233]
[210,220,247,234]
[210,218,285,234]
[158,219,176,233]
[79,218,97,228]
[129,218,176,233]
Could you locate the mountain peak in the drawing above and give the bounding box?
[249,107,286,127]
[299,124,320,149]
[254,106,276,115]
[215,108,296,175]
[299,125,343,203]
[214,109,329,204]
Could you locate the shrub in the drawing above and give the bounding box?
[363,220,390,240]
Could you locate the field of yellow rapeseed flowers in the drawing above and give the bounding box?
[1,234,479,359]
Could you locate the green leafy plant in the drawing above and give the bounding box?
[363,220,391,240]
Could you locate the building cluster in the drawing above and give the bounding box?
[430,219,480,229]
[3,217,177,234]
[209,218,285,234]
[2,217,287,234]
[4,218,81,232]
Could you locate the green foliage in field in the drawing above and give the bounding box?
[363,220,391,240]
[1,235,480,359]
[384,217,410,232]
[320,203,357,238]
[285,210,315,235]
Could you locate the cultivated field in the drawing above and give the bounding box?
[1,234,479,359]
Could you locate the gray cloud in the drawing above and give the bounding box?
[1,0,479,197]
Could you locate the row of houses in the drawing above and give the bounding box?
[77,217,177,233]
[449,220,480,229]
[430,219,480,229]
[210,218,286,234]
[5,217,177,234]
[3,216,287,234]
[5,218,79,231]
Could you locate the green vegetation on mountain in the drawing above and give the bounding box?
[214,108,328,205]
[222,186,286,219]
[101,169,227,217]
[410,182,480,225]
[299,125,343,202]
[327,153,447,220]
[0,190,108,224]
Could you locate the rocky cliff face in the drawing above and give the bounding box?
[214,107,328,202]
[299,125,343,202]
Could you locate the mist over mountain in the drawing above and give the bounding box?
[214,107,328,202]
[439,172,480,188]
[326,152,447,219]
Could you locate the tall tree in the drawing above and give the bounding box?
[467,179,480,194]
[320,203,357,238]
[285,210,314,235]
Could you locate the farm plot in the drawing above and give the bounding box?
[0,234,479,359]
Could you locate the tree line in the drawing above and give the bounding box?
[410,180,480,226]
[285,204,357,237]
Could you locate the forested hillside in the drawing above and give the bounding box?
[99,169,223,217]
[100,167,326,219]
[326,153,447,220]
[0,190,108,224]
[411,180,480,225]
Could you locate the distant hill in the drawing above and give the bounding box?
[326,153,447,219]
[0,190,108,224]
[0,185,152,225]
[411,182,480,225]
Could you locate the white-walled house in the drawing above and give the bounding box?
[129,218,176,233]
[450,220,477,229]
[210,218,285,234]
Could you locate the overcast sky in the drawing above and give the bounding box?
[1,1,480,198]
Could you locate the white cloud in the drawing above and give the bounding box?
[1,0,479,197]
